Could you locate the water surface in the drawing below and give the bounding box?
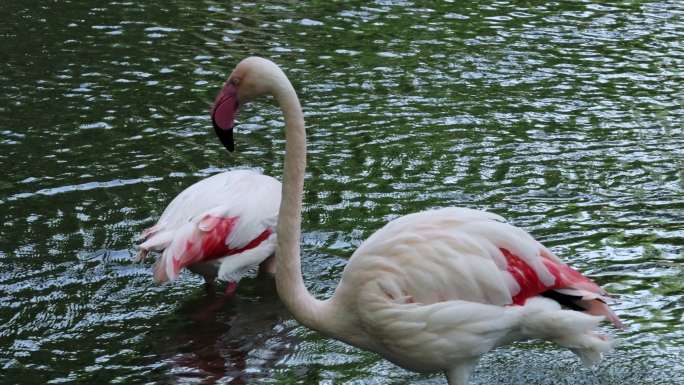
[1,1,683,384]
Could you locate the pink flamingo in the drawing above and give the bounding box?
[212,57,623,385]
[135,169,281,296]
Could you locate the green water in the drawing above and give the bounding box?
[1,1,682,384]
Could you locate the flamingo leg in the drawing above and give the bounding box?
[224,281,238,297]
[445,358,478,385]
[258,254,276,276]
[203,277,217,294]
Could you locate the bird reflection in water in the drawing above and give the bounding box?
[147,275,296,384]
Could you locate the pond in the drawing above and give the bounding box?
[1,0,682,384]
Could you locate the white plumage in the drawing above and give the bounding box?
[338,208,619,382]
[136,169,281,287]
[211,57,622,385]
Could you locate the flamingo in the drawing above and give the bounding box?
[211,57,623,385]
[135,169,281,296]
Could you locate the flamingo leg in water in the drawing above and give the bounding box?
[191,281,238,322]
[258,254,276,276]
[224,281,238,297]
[203,277,217,294]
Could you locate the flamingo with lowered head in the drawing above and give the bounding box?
[212,57,622,384]
[135,168,281,295]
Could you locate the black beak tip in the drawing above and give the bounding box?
[213,121,235,152]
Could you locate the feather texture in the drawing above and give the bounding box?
[136,169,281,284]
[330,208,620,374]
[211,56,622,385]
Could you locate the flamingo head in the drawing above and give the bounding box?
[212,57,286,152]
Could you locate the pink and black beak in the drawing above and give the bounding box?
[211,81,239,152]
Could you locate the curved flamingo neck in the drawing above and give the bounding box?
[272,73,330,332]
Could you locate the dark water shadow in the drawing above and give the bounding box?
[140,276,297,384]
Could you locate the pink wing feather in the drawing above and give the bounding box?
[153,214,273,282]
[352,207,622,328]
[501,247,623,328]
[136,170,281,283]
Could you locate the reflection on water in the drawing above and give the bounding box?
[144,279,296,385]
[1,0,683,384]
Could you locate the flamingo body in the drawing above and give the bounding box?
[136,169,281,285]
[211,57,621,385]
[333,207,620,377]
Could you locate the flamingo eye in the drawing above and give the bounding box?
[230,77,241,86]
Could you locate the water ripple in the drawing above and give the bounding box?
[1,0,682,384]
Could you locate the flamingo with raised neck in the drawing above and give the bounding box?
[211,56,622,385]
